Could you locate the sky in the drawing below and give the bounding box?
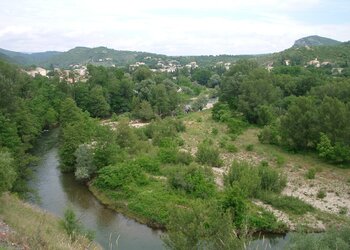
[0,0,349,56]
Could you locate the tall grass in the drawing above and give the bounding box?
[0,193,101,250]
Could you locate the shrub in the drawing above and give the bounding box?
[175,151,194,165]
[245,144,254,151]
[226,118,247,135]
[60,208,94,242]
[305,168,316,179]
[258,125,280,145]
[212,103,232,122]
[316,189,326,199]
[258,164,286,193]
[158,147,178,164]
[163,201,244,250]
[94,163,148,190]
[339,207,348,215]
[134,155,160,174]
[275,154,286,167]
[221,186,247,227]
[0,151,16,194]
[74,144,96,181]
[158,148,193,165]
[224,161,261,198]
[168,164,215,199]
[196,141,223,167]
[226,143,238,153]
[211,127,219,135]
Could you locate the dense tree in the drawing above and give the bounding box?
[0,151,17,194]
[280,96,319,150]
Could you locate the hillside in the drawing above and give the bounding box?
[0,46,258,69]
[293,35,341,48]
[0,48,61,66]
[272,41,350,68]
[0,35,348,70]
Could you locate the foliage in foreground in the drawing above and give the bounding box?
[163,201,245,250]
[286,222,350,250]
[60,208,94,242]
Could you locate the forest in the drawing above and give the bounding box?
[1,54,350,249]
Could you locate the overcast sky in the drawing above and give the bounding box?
[0,0,349,55]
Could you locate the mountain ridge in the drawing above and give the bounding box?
[0,35,347,68]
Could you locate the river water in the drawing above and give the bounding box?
[28,129,290,250]
[28,129,164,249]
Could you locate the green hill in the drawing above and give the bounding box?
[293,35,341,47]
[272,41,350,67]
[0,35,348,69]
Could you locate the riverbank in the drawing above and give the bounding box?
[0,193,101,250]
[89,185,166,230]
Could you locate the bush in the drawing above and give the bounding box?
[0,151,16,194]
[258,164,286,193]
[145,118,185,146]
[258,125,280,145]
[227,118,247,135]
[305,168,316,179]
[158,148,193,165]
[245,144,254,151]
[196,141,223,167]
[158,147,178,164]
[163,201,244,250]
[168,164,215,199]
[212,103,232,122]
[211,127,219,135]
[220,186,247,227]
[316,189,326,199]
[225,161,261,198]
[74,144,96,181]
[175,150,194,165]
[94,162,148,190]
[134,155,160,174]
[226,143,238,153]
[225,161,287,197]
[60,208,94,242]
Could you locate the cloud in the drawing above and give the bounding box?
[0,0,349,54]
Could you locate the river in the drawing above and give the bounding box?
[28,129,290,249]
[28,129,164,249]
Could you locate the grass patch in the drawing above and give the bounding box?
[258,192,314,216]
[0,193,100,250]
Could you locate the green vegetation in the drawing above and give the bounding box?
[0,193,100,249]
[1,38,350,248]
[286,222,350,250]
[60,208,94,242]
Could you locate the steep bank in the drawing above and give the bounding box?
[0,193,100,250]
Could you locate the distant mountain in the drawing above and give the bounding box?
[0,46,257,69]
[0,48,62,66]
[293,35,341,48]
[0,35,347,69]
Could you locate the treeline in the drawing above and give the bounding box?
[69,65,219,120]
[0,60,67,194]
[217,60,350,164]
[0,59,203,195]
